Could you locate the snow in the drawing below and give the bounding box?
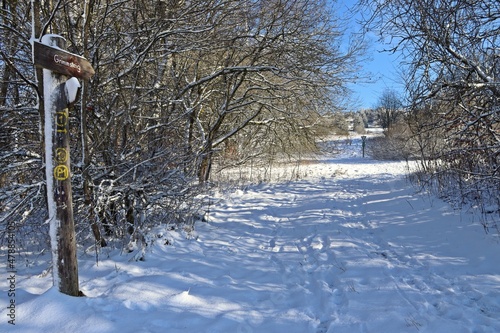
[65,78,81,104]
[42,62,59,289]
[1,135,499,332]
[40,34,65,50]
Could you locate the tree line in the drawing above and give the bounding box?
[0,0,362,249]
[360,0,499,230]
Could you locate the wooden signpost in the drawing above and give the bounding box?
[33,40,94,80]
[361,135,367,158]
[33,34,94,296]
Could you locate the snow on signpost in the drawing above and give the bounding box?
[34,34,94,296]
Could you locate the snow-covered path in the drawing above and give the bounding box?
[207,176,500,332]
[1,136,499,332]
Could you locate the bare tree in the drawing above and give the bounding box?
[360,0,500,224]
[180,0,363,182]
[0,0,48,250]
[376,89,403,130]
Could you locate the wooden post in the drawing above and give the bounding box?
[39,35,82,296]
[361,135,367,158]
[54,103,80,296]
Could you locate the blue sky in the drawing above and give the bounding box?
[338,0,405,110]
[348,43,403,110]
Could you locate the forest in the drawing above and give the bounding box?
[1,0,499,286]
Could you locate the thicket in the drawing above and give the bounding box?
[361,0,499,231]
[0,0,362,251]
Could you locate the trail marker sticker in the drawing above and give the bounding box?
[54,165,69,181]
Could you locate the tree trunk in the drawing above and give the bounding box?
[198,150,213,183]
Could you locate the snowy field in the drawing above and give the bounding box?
[1,134,499,333]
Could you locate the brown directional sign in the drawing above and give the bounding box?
[33,41,95,80]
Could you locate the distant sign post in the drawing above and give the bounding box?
[361,135,367,158]
[34,34,94,297]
